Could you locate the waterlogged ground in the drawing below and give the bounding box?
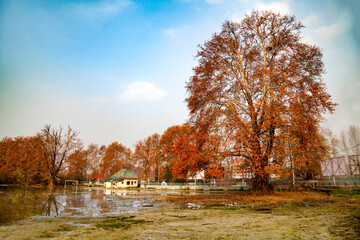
[0,186,206,224]
[0,186,359,239]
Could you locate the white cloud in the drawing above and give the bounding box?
[255,1,291,15]
[120,81,167,101]
[315,15,351,39]
[302,13,322,28]
[71,0,133,20]
[163,28,184,38]
[316,22,345,38]
[301,10,352,44]
[229,12,246,22]
[301,10,352,40]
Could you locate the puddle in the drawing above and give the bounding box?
[226,202,241,207]
[0,187,169,223]
[186,202,204,209]
[66,222,92,227]
[0,186,209,223]
[0,186,242,224]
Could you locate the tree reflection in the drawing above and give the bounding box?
[42,194,64,216]
[0,186,47,223]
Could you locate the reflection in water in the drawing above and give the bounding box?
[42,194,64,216]
[0,186,207,224]
[0,187,47,224]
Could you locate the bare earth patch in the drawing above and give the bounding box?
[0,191,359,240]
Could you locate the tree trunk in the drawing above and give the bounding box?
[48,175,56,192]
[252,169,273,194]
[252,173,273,194]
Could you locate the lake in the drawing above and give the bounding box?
[0,186,210,224]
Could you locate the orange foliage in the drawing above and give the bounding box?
[100,142,132,178]
[160,125,190,181]
[161,124,224,180]
[186,11,336,193]
[0,136,46,184]
[133,134,162,181]
[67,149,88,180]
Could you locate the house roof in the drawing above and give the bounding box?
[105,169,138,182]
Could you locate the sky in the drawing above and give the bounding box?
[1,0,359,149]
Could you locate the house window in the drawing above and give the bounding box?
[127,181,130,185]
[112,182,116,186]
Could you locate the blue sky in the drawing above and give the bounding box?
[1,0,359,148]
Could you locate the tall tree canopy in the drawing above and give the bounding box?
[100,142,132,178]
[186,11,335,193]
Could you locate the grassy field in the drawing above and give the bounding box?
[0,189,359,240]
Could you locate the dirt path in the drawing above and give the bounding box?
[0,192,359,240]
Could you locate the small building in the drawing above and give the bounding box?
[104,169,139,188]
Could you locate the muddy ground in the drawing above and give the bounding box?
[0,191,359,240]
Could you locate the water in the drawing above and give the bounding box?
[0,186,210,224]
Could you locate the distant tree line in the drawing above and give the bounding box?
[1,123,357,189]
[0,124,224,188]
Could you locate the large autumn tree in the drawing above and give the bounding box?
[186,11,335,193]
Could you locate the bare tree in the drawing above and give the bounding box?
[340,125,360,176]
[340,130,349,156]
[39,125,81,190]
[340,125,360,156]
[348,125,360,155]
[86,144,106,177]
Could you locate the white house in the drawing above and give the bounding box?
[104,169,139,188]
